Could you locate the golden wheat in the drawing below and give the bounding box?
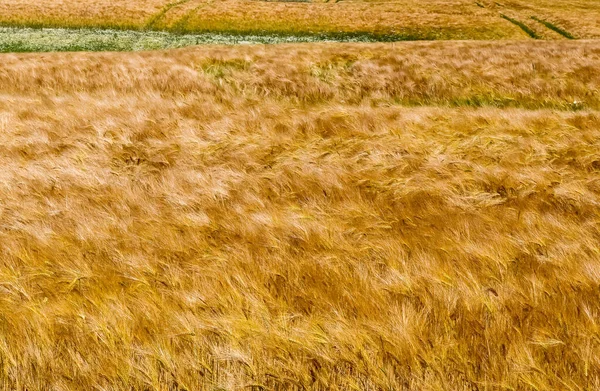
[0,41,598,390]
[1,0,598,39]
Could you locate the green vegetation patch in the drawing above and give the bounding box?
[0,26,401,53]
[1,25,492,53]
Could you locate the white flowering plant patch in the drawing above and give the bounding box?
[0,26,381,52]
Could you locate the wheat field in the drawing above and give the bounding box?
[1,0,599,39]
[1,0,600,389]
[0,40,598,389]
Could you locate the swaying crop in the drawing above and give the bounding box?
[0,40,599,390]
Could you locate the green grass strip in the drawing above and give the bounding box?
[500,14,539,39]
[0,26,433,53]
[531,16,575,39]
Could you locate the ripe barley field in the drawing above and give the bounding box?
[1,0,600,389]
[0,40,599,390]
[1,0,599,40]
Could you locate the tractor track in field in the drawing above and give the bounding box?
[145,0,193,30]
[475,1,575,40]
[500,14,539,39]
[530,16,576,39]
[172,0,215,33]
[472,2,538,39]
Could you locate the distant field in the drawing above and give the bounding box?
[0,0,599,40]
[0,40,599,389]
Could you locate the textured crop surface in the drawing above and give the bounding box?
[0,27,387,53]
[0,41,599,390]
[0,0,599,39]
